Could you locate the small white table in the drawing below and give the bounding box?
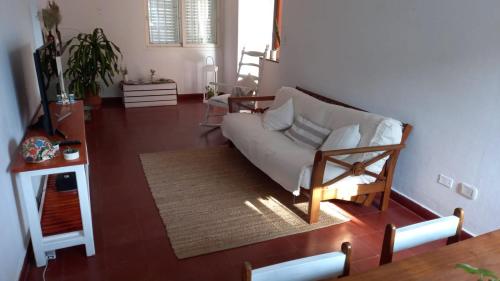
[10,101,95,267]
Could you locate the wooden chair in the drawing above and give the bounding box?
[380,208,464,265]
[243,242,352,281]
[200,45,269,127]
[228,87,413,224]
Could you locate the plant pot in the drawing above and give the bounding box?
[84,94,102,109]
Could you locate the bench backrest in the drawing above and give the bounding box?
[270,86,404,175]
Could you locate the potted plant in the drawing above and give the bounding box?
[64,28,122,108]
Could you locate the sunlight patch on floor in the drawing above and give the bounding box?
[320,202,351,221]
[244,200,263,215]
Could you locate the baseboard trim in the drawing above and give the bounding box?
[101,97,122,105]
[178,93,203,102]
[390,190,474,239]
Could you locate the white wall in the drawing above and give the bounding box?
[279,0,500,235]
[0,0,44,279]
[51,0,227,97]
[260,60,282,96]
[222,0,238,85]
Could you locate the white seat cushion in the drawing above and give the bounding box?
[222,113,314,195]
[232,74,258,96]
[320,124,361,159]
[300,162,373,190]
[262,98,294,131]
[208,93,230,108]
[252,252,347,281]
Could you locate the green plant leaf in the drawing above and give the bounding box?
[64,27,121,98]
[457,264,499,280]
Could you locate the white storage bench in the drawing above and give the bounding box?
[122,80,178,108]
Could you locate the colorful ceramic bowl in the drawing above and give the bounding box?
[21,136,58,163]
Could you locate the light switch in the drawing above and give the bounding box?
[458,183,478,200]
[437,174,454,189]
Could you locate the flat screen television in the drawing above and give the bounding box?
[33,41,77,191]
[33,41,61,136]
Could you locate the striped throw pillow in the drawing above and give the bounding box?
[285,115,331,149]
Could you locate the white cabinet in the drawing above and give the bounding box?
[122,80,178,108]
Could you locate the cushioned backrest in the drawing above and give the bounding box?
[393,216,460,252]
[252,251,346,281]
[272,87,403,173]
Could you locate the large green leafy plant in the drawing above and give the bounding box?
[64,28,121,98]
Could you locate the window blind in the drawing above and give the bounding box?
[184,0,217,45]
[148,0,180,44]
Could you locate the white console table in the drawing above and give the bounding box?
[10,101,95,267]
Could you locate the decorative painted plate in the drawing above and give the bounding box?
[21,136,58,163]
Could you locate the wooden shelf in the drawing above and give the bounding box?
[41,174,83,236]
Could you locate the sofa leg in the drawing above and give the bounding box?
[380,189,391,211]
[308,189,322,224]
[364,193,376,207]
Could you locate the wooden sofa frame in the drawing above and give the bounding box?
[228,87,413,224]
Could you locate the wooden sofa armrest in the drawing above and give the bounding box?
[228,96,276,113]
[312,144,406,188]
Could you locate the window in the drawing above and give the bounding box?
[146,0,217,46]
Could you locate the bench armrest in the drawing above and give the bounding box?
[311,144,406,188]
[319,144,405,158]
[228,96,276,113]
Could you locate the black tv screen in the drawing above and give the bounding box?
[33,41,59,135]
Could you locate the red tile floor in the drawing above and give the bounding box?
[22,100,446,281]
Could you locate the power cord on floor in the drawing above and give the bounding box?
[42,259,49,281]
[43,254,56,281]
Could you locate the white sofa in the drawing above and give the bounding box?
[222,87,411,223]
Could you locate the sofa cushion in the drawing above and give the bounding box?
[222,112,315,195]
[284,115,331,150]
[300,162,374,190]
[272,87,403,175]
[262,98,294,131]
[231,74,258,97]
[320,124,361,159]
[207,93,230,108]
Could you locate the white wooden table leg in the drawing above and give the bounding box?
[85,163,90,200]
[75,165,95,256]
[18,173,47,267]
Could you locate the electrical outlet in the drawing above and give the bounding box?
[437,174,454,188]
[458,182,478,200]
[46,250,56,260]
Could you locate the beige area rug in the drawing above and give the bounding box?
[140,146,350,259]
